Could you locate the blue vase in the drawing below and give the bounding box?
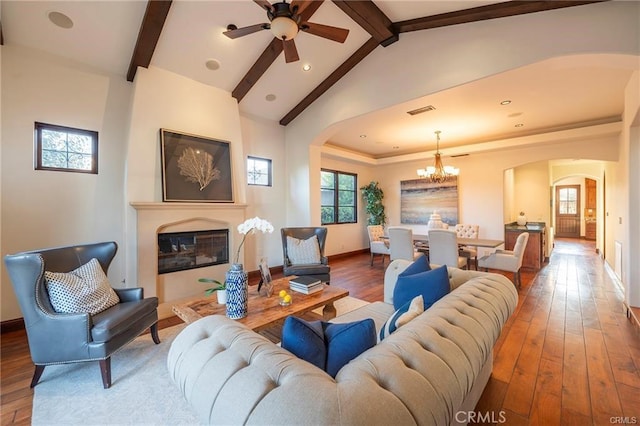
[225,263,248,319]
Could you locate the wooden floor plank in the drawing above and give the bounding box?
[583,327,624,421]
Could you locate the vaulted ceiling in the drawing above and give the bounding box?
[2,0,636,158]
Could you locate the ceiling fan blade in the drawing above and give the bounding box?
[253,0,273,12]
[301,22,349,43]
[291,0,313,17]
[223,23,269,39]
[283,39,299,63]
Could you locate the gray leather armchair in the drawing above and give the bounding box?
[4,241,159,389]
[281,227,330,283]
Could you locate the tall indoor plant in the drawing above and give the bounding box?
[360,181,387,226]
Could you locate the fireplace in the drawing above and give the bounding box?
[158,229,229,274]
[130,202,247,319]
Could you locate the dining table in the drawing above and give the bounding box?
[411,234,504,248]
[380,233,504,248]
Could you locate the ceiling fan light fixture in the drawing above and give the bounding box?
[270,16,298,40]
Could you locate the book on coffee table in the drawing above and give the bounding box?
[289,281,324,294]
[289,276,321,287]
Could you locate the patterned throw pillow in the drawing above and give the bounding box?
[379,295,424,341]
[286,235,321,264]
[45,258,120,315]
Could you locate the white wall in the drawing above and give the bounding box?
[1,45,132,321]
[240,115,287,269]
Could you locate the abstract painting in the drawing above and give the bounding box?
[400,177,458,225]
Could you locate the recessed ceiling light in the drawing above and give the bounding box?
[500,100,511,105]
[359,134,367,138]
[265,94,276,102]
[302,64,311,72]
[508,112,523,118]
[515,123,524,127]
[205,59,221,71]
[393,146,400,149]
[48,11,73,29]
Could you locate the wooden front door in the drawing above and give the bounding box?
[555,185,581,237]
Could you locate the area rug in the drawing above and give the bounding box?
[31,324,199,425]
[32,296,370,425]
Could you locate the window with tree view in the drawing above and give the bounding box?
[321,169,357,225]
[35,122,98,174]
[247,156,272,186]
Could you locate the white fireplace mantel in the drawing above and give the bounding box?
[130,201,248,319]
[131,202,248,211]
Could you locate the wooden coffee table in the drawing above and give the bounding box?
[172,277,349,332]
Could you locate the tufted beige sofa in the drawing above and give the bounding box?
[167,260,518,425]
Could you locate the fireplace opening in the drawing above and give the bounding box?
[158,229,229,274]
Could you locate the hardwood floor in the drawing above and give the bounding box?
[1,238,638,425]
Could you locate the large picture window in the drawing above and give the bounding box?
[34,122,98,174]
[321,169,357,225]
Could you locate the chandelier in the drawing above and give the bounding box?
[416,130,459,183]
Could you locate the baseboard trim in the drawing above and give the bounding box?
[0,317,25,334]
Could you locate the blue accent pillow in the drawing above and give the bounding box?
[392,264,450,310]
[282,316,376,378]
[281,316,326,370]
[398,253,430,277]
[322,319,376,378]
[379,295,424,341]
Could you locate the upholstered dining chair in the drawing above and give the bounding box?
[367,225,391,266]
[455,224,480,270]
[4,241,160,389]
[427,229,468,269]
[478,232,530,288]
[281,227,331,283]
[388,227,421,262]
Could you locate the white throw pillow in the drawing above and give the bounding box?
[45,258,120,315]
[287,235,321,264]
[379,295,424,341]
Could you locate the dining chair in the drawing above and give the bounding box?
[478,232,530,288]
[427,229,468,269]
[367,225,391,266]
[455,224,480,270]
[388,227,422,262]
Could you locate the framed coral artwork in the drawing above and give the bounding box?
[160,129,234,202]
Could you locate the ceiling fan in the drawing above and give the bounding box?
[223,0,350,63]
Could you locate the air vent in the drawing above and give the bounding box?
[406,105,436,116]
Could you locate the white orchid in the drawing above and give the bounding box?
[234,217,274,263]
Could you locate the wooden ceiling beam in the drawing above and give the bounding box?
[126,0,173,82]
[280,0,605,126]
[232,0,323,103]
[332,1,396,46]
[280,37,379,126]
[393,0,607,33]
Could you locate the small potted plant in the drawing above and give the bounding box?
[199,278,227,304]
